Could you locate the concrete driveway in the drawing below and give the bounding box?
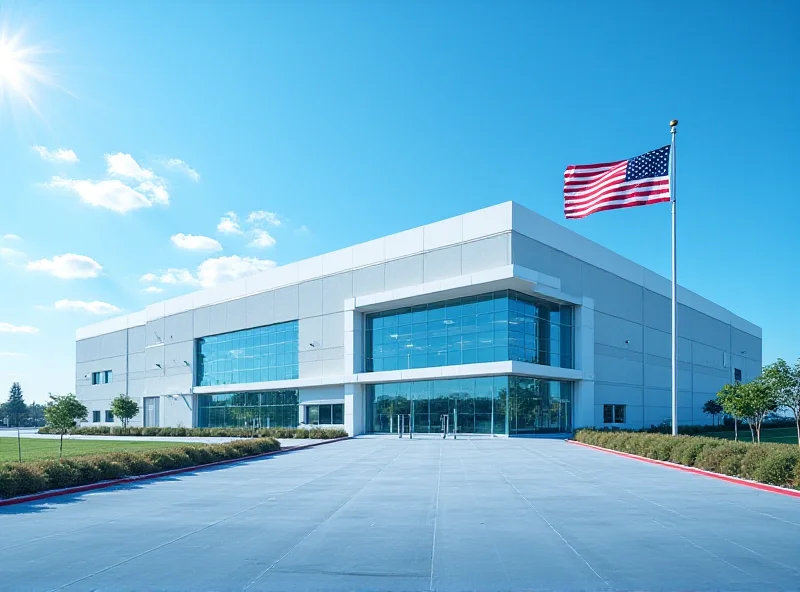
[1,437,798,591]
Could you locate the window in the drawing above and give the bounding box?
[92,410,101,423]
[603,404,626,424]
[364,290,573,372]
[365,376,572,435]
[105,410,114,423]
[91,371,112,385]
[734,368,742,383]
[306,404,345,425]
[196,390,299,429]
[195,320,299,387]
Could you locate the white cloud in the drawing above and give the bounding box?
[105,152,154,181]
[48,177,153,213]
[217,211,242,235]
[2,234,22,241]
[0,247,25,262]
[165,158,200,182]
[0,322,39,334]
[53,300,121,315]
[248,229,276,248]
[140,268,200,287]
[171,233,222,251]
[248,211,281,226]
[143,286,163,293]
[27,254,102,279]
[137,180,169,205]
[141,255,275,289]
[295,224,310,235]
[197,256,275,288]
[32,146,79,163]
[46,153,170,213]
[0,352,25,357]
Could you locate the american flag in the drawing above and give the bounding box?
[564,145,671,219]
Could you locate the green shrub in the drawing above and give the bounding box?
[751,448,800,486]
[0,463,49,498]
[574,429,800,490]
[695,441,748,474]
[740,445,800,485]
[740,445,774,481]
[38,426,348,439]
[0,438,281,500]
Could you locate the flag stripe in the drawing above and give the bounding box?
[564,171,627,190]
[565,187,671,214]
[564,171,627,197]
[563,146,670,218]
[565,194,670,219]
[564,159,625,171]
[564,162,626,179]
[565,178,669,205]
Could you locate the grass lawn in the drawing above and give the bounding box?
[0,438,200,463]
[701,426,799,445]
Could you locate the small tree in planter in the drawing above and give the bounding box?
[44,394,88,458]
[702,399,723,427]
[110,394,139,431]
[762,358,800,446]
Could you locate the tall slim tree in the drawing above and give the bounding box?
[27,402,46,426]
[717,384,744,441]
[110,394,139,430]
[702,399,723,426]
[44,394,88,458]
[762,358,800,446]
[719,379,777,443]
[6,382,27,427]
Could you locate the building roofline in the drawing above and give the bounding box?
[76,201,761,340]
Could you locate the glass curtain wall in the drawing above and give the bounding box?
[196,320,299,387]
[196,390,299,428]
[364,291,572,372]
[365,376,572,435]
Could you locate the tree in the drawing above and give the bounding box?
[762,358,800,446]
[110,394,139,429]
[5,382,27,427]
[44,394,88,458]
[718,379,777,443]
[27,402,46,427]
[717,384,744,440]
[702,399,723,426]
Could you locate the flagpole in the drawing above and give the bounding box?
[670,119,678,436]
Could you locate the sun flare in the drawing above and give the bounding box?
[0,28,53,114]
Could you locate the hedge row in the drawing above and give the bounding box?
[0,438,280,500]
[574,429,800,489]
[38,426,349,439]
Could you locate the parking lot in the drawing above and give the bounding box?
[2,436,799,591]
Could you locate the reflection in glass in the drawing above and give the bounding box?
[196,389,299,428]
[365,376,572,435]
[365,291,572,372]
[196,320,299,386]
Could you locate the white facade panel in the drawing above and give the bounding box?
[75,201,761,434]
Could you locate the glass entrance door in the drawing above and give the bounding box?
[366,377,509,435]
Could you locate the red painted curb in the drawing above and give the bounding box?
[568,440,800,499]
[0,437,350,508]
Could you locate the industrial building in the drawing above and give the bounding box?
[75,202,761,435]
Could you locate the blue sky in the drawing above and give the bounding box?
[0,0,797,402]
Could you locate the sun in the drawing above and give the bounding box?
[0,28,53,114]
